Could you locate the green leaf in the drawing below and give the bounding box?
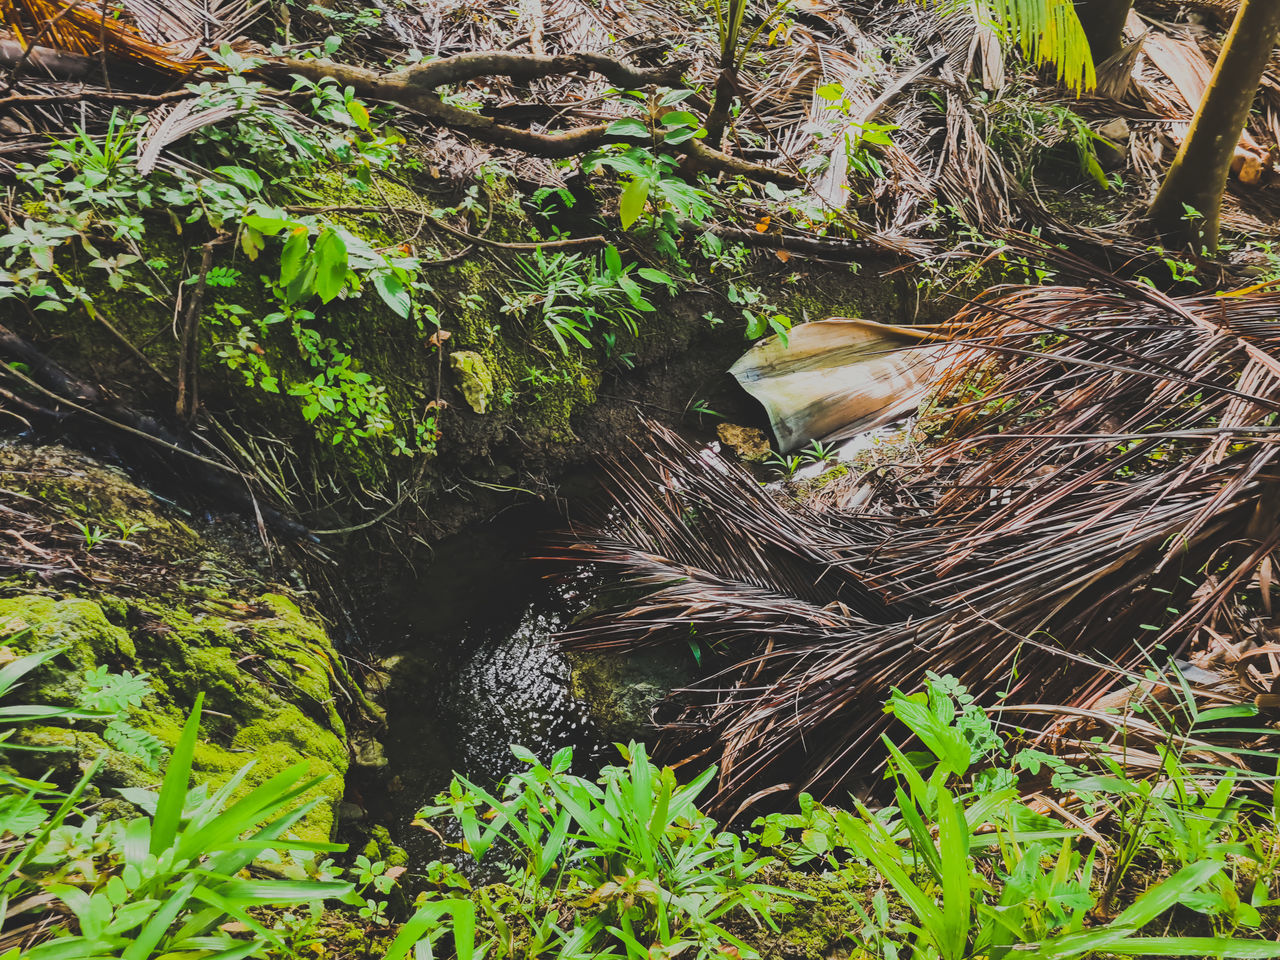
[215,879,354,903]
[0,793,49,837]
[619,179,650,230]
[607,118,650,139]
[312,228,349,303]
[150,692,203,856]
[346,99,371,130]
[637,267,675,290]
[604,244,624,277]
[1114,938,1280,957]
[241,214,295,236]
[383,898,476,960]
[372,272,411,317]
[660,111,699,127]
[279,228,309,287]
[214,166,263,195]
[239,226,264,261]
[1113,860,1225,929]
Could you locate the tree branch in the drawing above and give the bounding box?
[259,57,801,182]
[382,51,687,90]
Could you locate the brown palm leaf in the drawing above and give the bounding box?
[0,0,254,72]
[553,246,1280,816]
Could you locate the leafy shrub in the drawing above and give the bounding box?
[414,742,793,959]
[0,649,354,959]
[756,675,1280,960]
[502,245,674,355]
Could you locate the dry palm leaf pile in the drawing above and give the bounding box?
[553,244,1280,816]
[1,0,1280,263]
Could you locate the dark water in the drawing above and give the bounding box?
[351,507,609,865]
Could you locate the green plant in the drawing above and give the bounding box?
[929,0,1095,93]
[70,520,107,552]
[591,97,716,245]
[414,743,794,959]
[757,676,1280,960]
[502,245,674,354]
[111,520,148,542]
[799,439,838,465]
[764,452,803,478]
[988,97,1118,189]
[5,685,354,960]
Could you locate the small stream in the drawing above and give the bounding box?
[351,505,611,864]
[344,427,893,865]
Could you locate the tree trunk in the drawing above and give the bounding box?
[1147,0,1280,251]
[1073,0,1134,64]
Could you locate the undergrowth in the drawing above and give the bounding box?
[6,638,1280,959]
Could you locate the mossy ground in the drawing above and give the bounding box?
[0,444,350,841]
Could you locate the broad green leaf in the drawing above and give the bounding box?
[312,228,349,302]
[619,178,650,229]
[214,166,263,195]
[346,99,371,130]
[279,228,309,287]
[372,272,411,317]
[240,214,294,236]
[607,118,650,139]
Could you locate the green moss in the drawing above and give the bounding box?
[0,591,347,842]
[0,447,350,843]
[567,646,696,743]
[758,867,877,959]
[361,824,409,868]
[448,350,494,414]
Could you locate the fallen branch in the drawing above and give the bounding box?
[709,224,927,260]
[380,50,684,90]
[282,205,609,250]
[257,56,801,183]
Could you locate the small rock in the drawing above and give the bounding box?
[1096,118,1130,171]
[448,350,494,414]
[337,801,366,822]
[716,423,772,462]
[350,733,388,770]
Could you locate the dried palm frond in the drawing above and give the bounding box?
[135,93,244,172]
[729,317,947,451]
[553,246,1280,815]
[0,0,254,72]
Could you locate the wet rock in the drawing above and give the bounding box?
[1096,117,1130,171]
[0,445,349,842]
[449,350,494,414]
[351,732,389,770]
[337,801,367,822]
[716,423,773,462]
[568,647,698,743]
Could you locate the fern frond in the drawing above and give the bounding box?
[79,667,153,714]
[104,719,167,770]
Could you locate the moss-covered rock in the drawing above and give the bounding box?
[567,646,697,743]
[0,446,349,842]
[448,350,494,414]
